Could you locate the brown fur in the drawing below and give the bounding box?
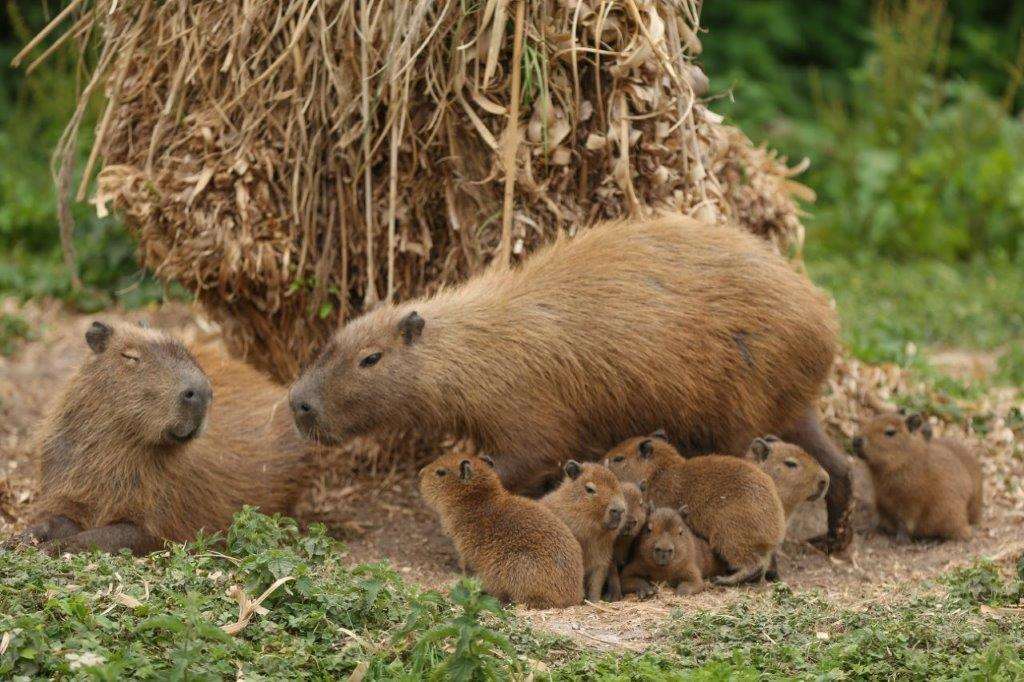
[541,461,626,601]
[748,437,830,520]
[604,436,785,585]
[604,481,649,601]
[13,322,313,554]
[418,453,584,608]
[620,507,711,597]
[925,433,984,525]
[853,413,982,541]
[289,214,852,550]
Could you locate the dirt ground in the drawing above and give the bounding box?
[2,299,1022,652]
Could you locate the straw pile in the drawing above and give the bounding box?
[22,0,812,380]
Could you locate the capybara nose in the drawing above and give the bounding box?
[288,385,319,434]
[180,381,212,415]
[607,507,624,529]
[653,546,673,565]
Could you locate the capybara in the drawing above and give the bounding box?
[604,481,649,601]
[605,435,785,584]
[620,507,711,598]
[418,453,584,608]
[919,422,984,524]
[852,412,982,541]
[541,461,626,601]
[7,321,314,555]
[289,214,852,551]
[748,437,830,519]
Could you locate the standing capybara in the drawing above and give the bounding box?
[853,412,982,541]
[542,461,626,602]
[748,437,830,520]
[621,507,712,598]
[418,453,584,608]
[605,435,785,584]
[288,214,852,551]
[604,481,649,601]
[6,321,314,555]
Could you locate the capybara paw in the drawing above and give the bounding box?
[674,582,703,596]
[630,580,657,600]
[808,525,852,554]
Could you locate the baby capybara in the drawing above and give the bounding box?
[621,507,712,598]
[920,423,984,525]
[419,453,584,608]
[541,461,626,602]
[748,437,830,520]
[604,481,650,601]
[7,321,314,555]
[605,435,785,584]
[853,412,982,541]
[289,214,852,551]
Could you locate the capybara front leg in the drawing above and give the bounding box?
[585,565,608,602]
[45,522,161,556]
[3,515,82,549]
[784,406,852,553]
[604,563,623,601]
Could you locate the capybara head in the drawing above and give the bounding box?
[69,321,212,448]
[852,412,926,469]
[559,461,627,531]
[638,507,692,567]
[289,308,427,445]
[619,482,649,538]
[749,437,829,509]
[603,432,679,485]
[418,453,502,509]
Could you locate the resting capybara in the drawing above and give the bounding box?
[604,481,649,601]
[748,437,830,520]
[7,321,314,555]
[853,412,982,541]
[621,507,711,598]
[541,461,626,602]
[288,214,852,550]
[919,422,984,524]
[605,435,785,584]
[419,453,584,608]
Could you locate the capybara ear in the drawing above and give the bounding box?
[85,321,113,354]
[564,460,583,479]
[398,311,425,345]
[920,421,934,441]
[750,438,772,461]
[638,481,648,494]
[638,439,654,458]
[459,459,473,481]
[678,504,690,518]
[905,413,923,433]
[649,429,669,441]
[479,455,496,468]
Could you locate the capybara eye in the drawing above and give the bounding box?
[611,455,625,463]
[884,427,897,437]
[784,459,798,469]
[435,468,447,477]
[359,352,382,368]
[121,352,140,363]
[584,483,597,494]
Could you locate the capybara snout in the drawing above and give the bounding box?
[169,375,212,443]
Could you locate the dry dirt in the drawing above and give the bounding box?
[2,299,1022,652]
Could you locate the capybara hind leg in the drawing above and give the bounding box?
[4,515,82,549]
[45,522,160,556]
[783,406,852,553]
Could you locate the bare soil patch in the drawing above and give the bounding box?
[2,300,1021,651]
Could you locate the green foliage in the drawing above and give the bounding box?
[0,312,33,355]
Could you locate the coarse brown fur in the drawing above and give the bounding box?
[922,430,984,525]
[604,481,649,601]
[620,507,715,598]
[10,321,314,554]
[289,214,852,550]
[604,435,785,585]
[748,437,830,520]
[541,461,626,602]
[853,413,982,541]
[418,453,584,608]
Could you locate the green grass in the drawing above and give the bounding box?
[3,509,1022,680]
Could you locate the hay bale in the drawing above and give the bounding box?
[29,0,810,380]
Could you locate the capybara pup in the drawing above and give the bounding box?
[418,453,584,608]
[605,435,785,584]
[919,422,984,525]
[7,321,314,555]
[289,214,852,551]
[853,412,982,541]
[542,461,626,601]
[620,507,708,598]
[604,481,650,601]
[748,437,830,520]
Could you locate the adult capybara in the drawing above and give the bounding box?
[7,321,314,555]
[853,412,982,541]
[419,453,584,608]
[289,214,851,550]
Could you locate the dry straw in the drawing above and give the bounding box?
[21,0,812,380]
